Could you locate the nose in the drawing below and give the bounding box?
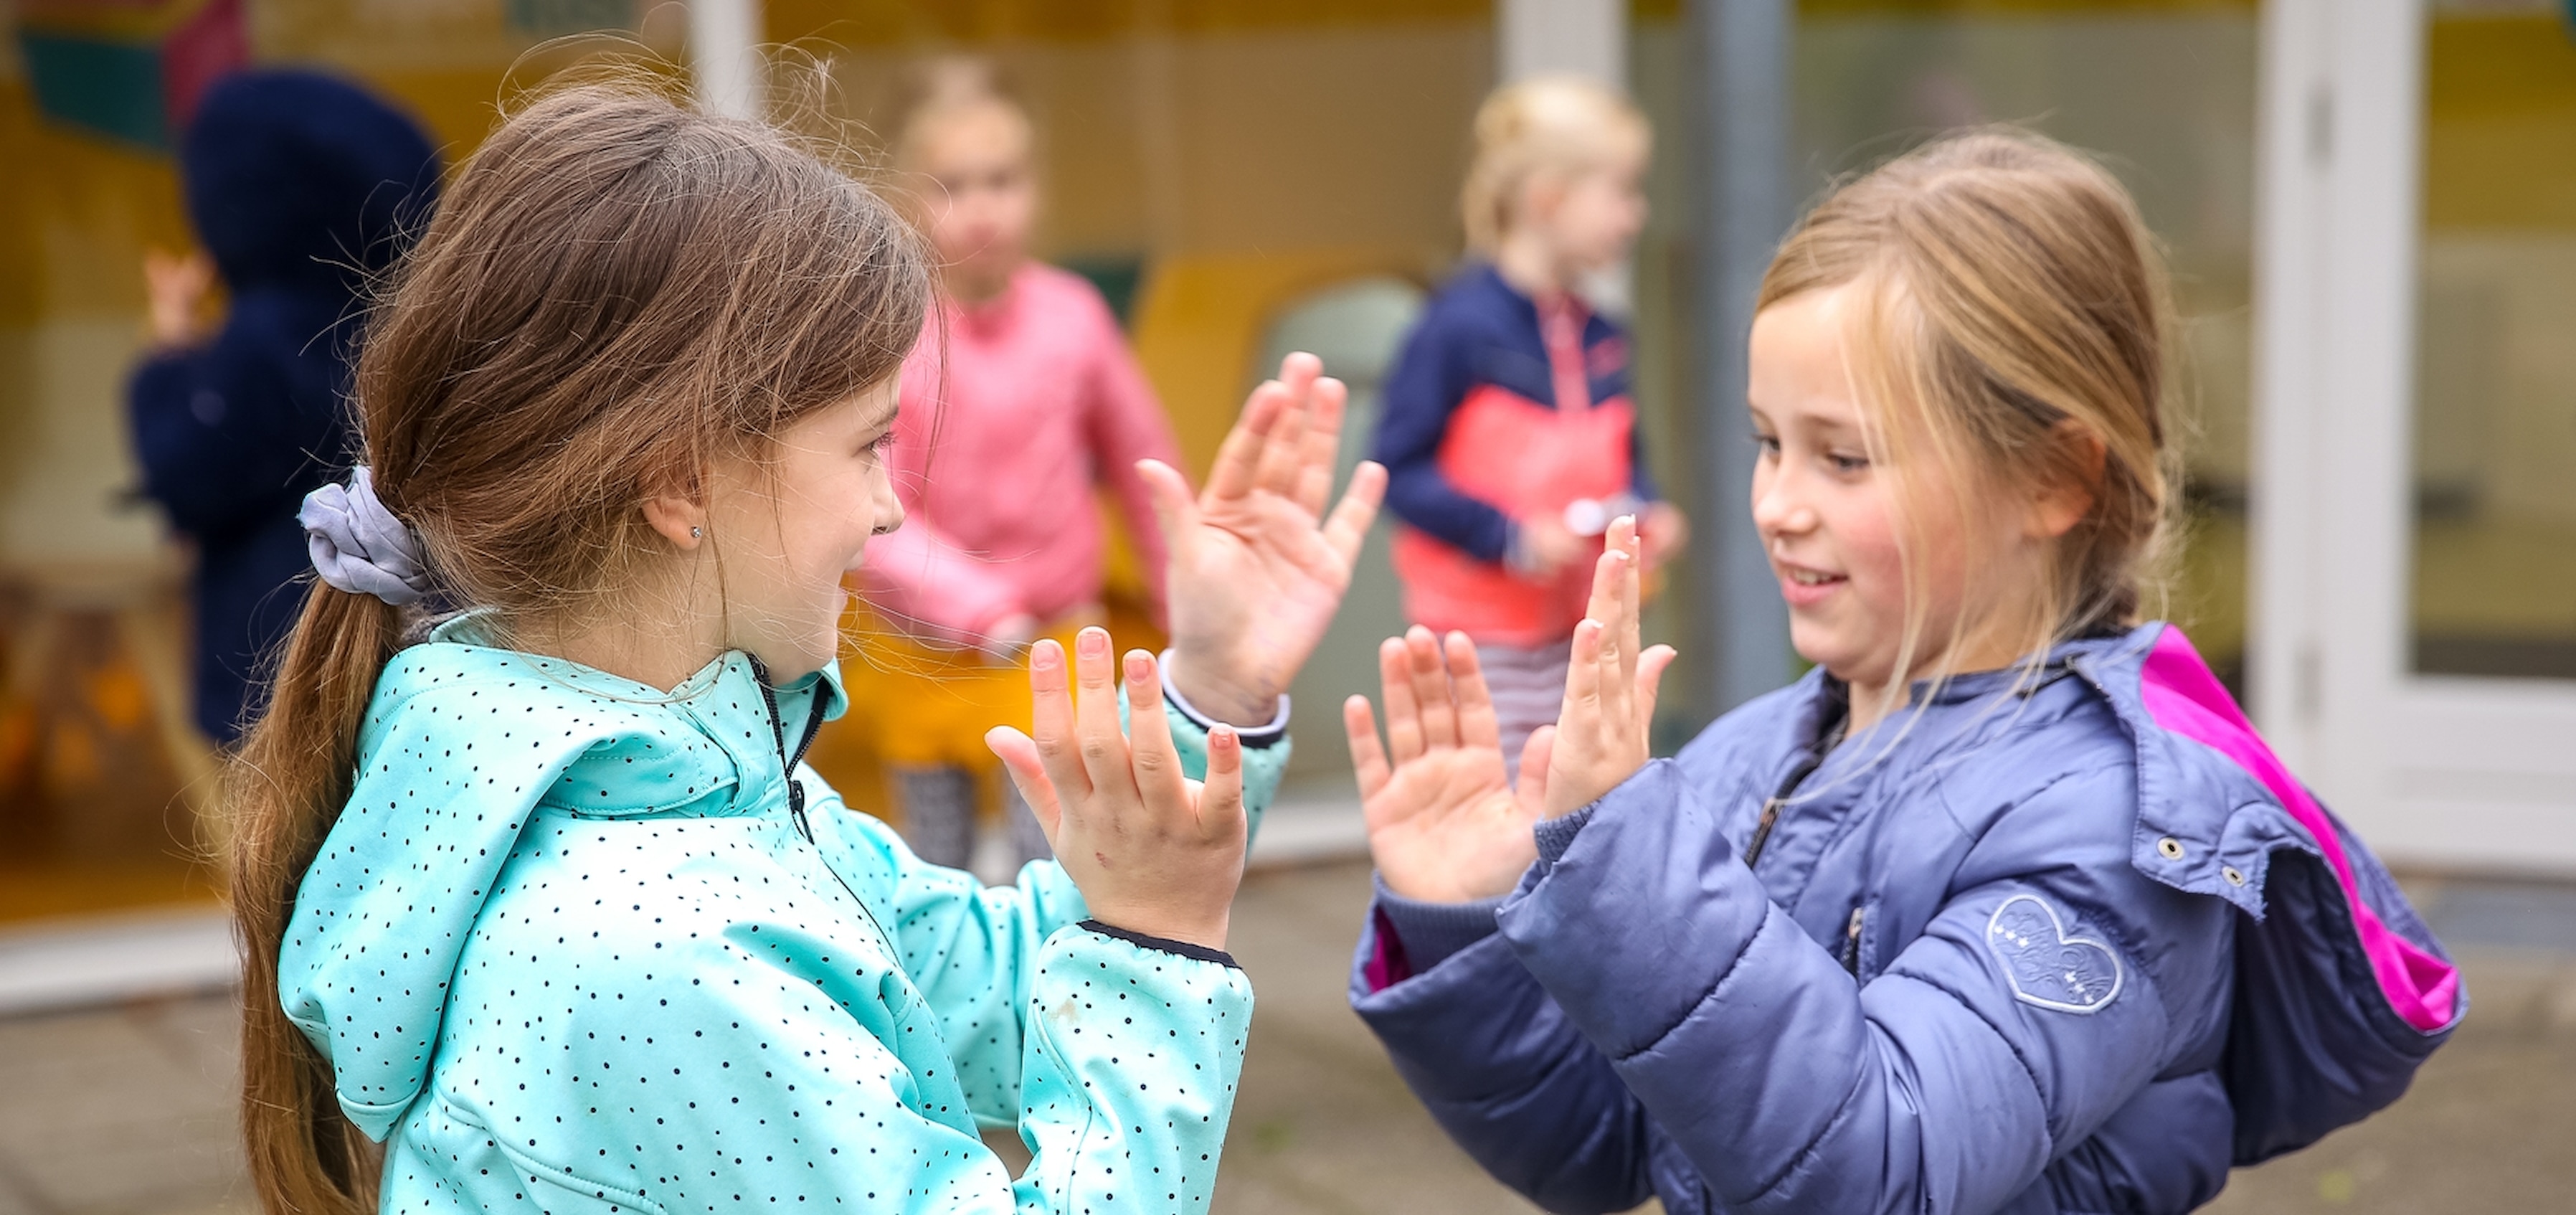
[872,481,906,536]
[1750,458,1814,542]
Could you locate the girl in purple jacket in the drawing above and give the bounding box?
[1341,131,2461,1214]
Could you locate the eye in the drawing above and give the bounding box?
[863,431,896,458]
[1750,431,1781,457]
[1827,450,1871,475]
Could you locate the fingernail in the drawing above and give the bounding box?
[1031,642,1059,670]
[1078,629,1107,656]
[1126,651,1152,679]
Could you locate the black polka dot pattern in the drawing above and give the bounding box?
[278,620,1266,1213]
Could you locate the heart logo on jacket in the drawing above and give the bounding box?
[1984,894,2123,1014]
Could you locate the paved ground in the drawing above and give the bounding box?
[1,861,2570,1214]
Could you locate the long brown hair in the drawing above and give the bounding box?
[226,80,927,1215]
[1758,128,2177,714]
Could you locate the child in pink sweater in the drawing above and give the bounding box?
[858,59,1185,873]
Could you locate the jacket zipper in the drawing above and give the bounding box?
[1842,904,1867,976]
[745,656,894,950]
[1742,712,1847,869]
[747,656,828,843]
[1743,752,1822,868]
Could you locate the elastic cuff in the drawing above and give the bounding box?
[1373,874,1504,972]
[1080,919,1241,969]
[1157,650,1290,747]
[1533,805,1599,869]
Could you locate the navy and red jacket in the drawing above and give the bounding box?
[127,70,438,742]
[1373,263,1662,646]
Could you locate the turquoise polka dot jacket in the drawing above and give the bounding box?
[278,615,1287,1213]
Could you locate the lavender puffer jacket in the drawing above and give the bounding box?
[1352,625,2461,1215]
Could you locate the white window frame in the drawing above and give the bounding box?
[2253,0,2576,874]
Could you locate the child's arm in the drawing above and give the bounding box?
[475,905,1253,1215]
[1501,760,2234,1214]
[1351,903,1662,1213]
[1374,315,1517,562]
[1338,625,1659,1213]
[856,370,1033,646]
[801,684,1289,1128]
[1077,297,1185,616]
[128,303,346,538]
[861,517,1033,646]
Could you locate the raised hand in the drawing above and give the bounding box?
[143,248,214,349]
[986,630,1246,949]
[1345,626,1555,904]
[1542,516,1679,818]
[1140,352,1387,726]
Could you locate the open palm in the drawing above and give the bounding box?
[1142,353,1387,726]
[1346,628,1555,904]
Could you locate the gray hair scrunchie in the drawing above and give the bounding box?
[300,467,432,607]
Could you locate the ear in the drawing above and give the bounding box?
[2027,422,2105,540]
[643,493,708,552]
[1519,169,1571,226]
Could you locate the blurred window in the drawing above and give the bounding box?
[2409,1,2576,679]
[1791,0,2260,686]
[1257,276,1427,785]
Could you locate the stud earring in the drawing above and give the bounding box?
[690,526,703,539]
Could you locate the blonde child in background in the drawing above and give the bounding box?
[1374,75,1687,776]
[856,58,1190,874]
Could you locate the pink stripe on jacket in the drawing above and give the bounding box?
[860,263,1182,644]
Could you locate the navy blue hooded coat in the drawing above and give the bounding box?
[127,70,439,742]
[1353,625,2462,1214]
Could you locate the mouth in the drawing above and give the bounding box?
[1774,559,1847,606]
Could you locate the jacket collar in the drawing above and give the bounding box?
[415,613,848,816]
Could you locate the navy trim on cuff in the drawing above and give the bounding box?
[1080,919,1241,969]
[1533,805,1599,869]
[1157,650,1290,747]
[1372,874,1504,973]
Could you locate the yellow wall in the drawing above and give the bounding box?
[2425,14,2576,233]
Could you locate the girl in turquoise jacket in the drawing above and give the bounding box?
[226,84,1386,1215]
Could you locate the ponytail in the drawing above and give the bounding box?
[228,583,402,1215]
[221,77,929,1214]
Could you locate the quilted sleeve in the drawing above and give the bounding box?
[1497,760,2235,1214]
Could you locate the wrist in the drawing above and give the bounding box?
[1164,648,1284,728]
[1088,910,1230,953]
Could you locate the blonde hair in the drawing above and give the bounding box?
[885,55,1028,171]
[1758,128,2177,705]
[1460,74,1648,255]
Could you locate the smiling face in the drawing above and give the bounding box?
[1747,285,2045,712]
[694,380,906,679]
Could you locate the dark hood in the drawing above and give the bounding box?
[181,69,440,296]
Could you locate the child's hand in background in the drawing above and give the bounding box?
[1144,351,1387,727]
[143,248,214,349]
[987,631,1245,950]
[1543,516,1677,818]
[1345,627,1554,904]
[1509,513,1589,580]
